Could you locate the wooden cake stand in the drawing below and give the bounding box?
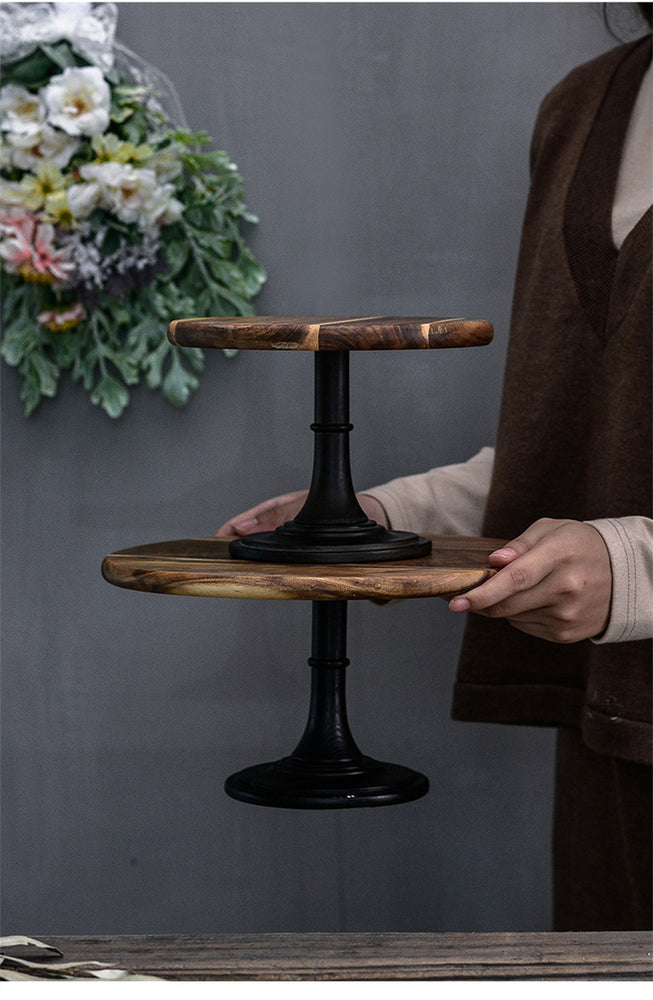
[103,316,496,809]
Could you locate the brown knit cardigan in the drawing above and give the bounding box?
[452,38,652,766]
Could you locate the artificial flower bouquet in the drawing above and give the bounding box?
[0,2,265,417]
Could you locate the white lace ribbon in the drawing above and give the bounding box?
[0,2,188,127]
[0,2,118,73]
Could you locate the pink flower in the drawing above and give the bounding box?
[37,302,87,332]
[0,210,75,284]
[0,209,36,272]
[31,221,75,283]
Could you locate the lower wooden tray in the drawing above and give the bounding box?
[102,534,501,601]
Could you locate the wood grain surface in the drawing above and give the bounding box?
[168,315,493,351]
[102,535,503,601]
[46,932,653,980]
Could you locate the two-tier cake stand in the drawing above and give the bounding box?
[102,316,496,809]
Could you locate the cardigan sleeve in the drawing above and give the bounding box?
[586,516,653,643]
[361,446,494,537]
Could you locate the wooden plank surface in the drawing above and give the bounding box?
[168,315,493,351]
[46,932,653,980]
[102,535,503,601]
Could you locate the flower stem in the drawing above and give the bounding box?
[90,313,108,380]
[180,220,214,292]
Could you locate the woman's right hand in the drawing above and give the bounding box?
[215,491,389,536]
[215,491,308,537]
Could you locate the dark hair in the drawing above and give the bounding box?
[638,3,653,26]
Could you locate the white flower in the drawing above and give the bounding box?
[0,135,12,170]
[6,123,80,170]
[77,160,180,230]
[0,84,45,137]
[139,184,183,228]
[66,179,102,220]
[105,165,159,225]
[43,66,110,137]
[78,161,151,222]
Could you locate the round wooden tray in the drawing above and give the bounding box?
[167,315,493,352]
[102,535,502,601]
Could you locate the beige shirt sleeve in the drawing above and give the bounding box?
[362,446,494,537]
[586,516,653,644]
[363,447,652,644]
[611,61,652,249]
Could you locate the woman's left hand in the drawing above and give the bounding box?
[448,518,612,643]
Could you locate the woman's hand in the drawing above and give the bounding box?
[216,491,308,536]
[216,492,389,537]
[448,518,612,643]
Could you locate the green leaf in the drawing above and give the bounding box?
[37,41,82,72]
[106,350,140,386]
[29,352,59,397]
[181,347,205,374]
[162,351,199,408]
[1,323,36,366]
[90,375,130,419]
[142,338,170,390]
[15,349,59,416]
[170,129,212,148]
[0,47,58,87]
[20,371,43,417]
[109,104,134,125]
[160,240,190,279]
[126,313,161,356]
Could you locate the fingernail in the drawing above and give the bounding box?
[234,518,258,532]
[449,597,470,612]
[490,547,517,558]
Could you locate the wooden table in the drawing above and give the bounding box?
[46,932,653,980]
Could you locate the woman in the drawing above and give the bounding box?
[218,7,652,930]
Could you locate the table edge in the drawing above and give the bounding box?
[44,932,653,982]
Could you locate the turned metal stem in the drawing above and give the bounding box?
[229,348,430,562]
[293,353,371,530]
[224,594,430,806]
[291,601,363,765]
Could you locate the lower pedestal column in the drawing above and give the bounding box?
[225,600,429,808]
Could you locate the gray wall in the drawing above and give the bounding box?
[1,4,624,934]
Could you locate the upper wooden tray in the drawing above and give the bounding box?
[102,535,502,602]
[167,316,493,352]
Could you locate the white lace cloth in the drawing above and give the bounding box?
[0,935,160,981]
[0,2,187,127]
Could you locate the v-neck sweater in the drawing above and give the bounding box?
[366,37,652,766]
[449,37,652,765]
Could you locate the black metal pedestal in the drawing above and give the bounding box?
[225,601,429,808]
[229,352,431,564]
[227,350,430,808]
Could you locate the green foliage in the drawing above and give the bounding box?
[0,41,265,418]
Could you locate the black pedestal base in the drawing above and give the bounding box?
[225,756,429,809]
[225,601,429,810]
[230,527,432,564]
